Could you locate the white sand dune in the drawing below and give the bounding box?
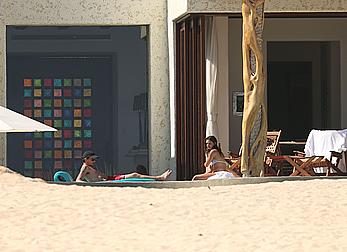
[1,166,347,251]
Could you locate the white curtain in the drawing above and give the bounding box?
[205,17,218,139]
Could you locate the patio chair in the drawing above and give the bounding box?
[225,130,282,176]
[289,129,347,176]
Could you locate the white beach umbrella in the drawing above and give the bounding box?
[0,106,57,133]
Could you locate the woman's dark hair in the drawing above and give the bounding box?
[205,135,224,157]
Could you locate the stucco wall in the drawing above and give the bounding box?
[187,0,347,13]
[0,0,170,175]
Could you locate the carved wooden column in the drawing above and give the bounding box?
[241,0,267,176]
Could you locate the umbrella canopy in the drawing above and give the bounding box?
[0,106,57,132]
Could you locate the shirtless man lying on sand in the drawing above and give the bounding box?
[76,151,172,182]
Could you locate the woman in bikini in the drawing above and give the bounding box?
[192,135,233,180]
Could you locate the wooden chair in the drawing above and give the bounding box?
[289,150,345,176]
[285,129,347,176]
[225,130,282,176]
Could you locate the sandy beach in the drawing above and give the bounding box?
[1,166,347,252]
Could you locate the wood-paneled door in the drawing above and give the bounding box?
[176,15,206,180]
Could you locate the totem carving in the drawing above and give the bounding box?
[241,0,267,176]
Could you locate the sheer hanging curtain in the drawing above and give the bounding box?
[205,16,219,139]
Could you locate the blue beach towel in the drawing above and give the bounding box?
[111,178,155,183]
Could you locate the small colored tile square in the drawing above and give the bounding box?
[54,140,62,148]
[54,161,63,169]
[83,140,92,148]
[54,89,62,97]
[44,79,52,87]
[83,89,92,97]
[43,109,52,117]
[34,79,42,87]
[44,151,53,158]
[63,109,72,118]
[74,130,81,138]
[43,99,52,107]
[83,78,91,86]
[64,79,72,86]
[44,132,53,138]
[24,79,32,87]
[74,140,82,148]
[74,120,81,127]
[34,132,42,138]
[54,131,62,138]
[84,119,92,128]
[64,150,72,158]
[54,120,62,128]
[24,110,32,117]
[34,151,42,159]
[34,100,42,107]
[64,160,72,169]
[83,109,92,117]
[24,161,33,169]
[34,109,42,118]
[35,160,42,169]
[84,99,92,107]
[34,140,43,148]
[74,88,82,97]
[54,79,62,87]
[64,140,72,148]
[44,140,53,148]
[54,99,62,107]
[74,109,81,117]
[64,120,72,127]
[43,89,52,97]
[63,88,72,97]
[84,130,92,138]
[24,99,32,108]
[54,150,62,158]
[54,109,62,117]
[34,89,42,97]
[73,78,82,86]
[63,99,72,107]
[74,150,82,158]
[44,119,53,127]
[63,130,72,138]
[24,89,32,97]
[34,170,43,178]
[74,99,81,107]
[25,151,33,159]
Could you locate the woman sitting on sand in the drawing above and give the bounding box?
[76,151,172,182]
[192,136,234,180]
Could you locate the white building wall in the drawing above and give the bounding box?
[187,0,347,13]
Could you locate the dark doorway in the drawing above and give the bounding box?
[267,41,342,143]
[267,62,312,141]
[6,26,148,180]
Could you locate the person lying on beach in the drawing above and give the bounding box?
[76,151,172,182]
[192,136,234,180]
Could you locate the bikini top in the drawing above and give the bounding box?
[211,159,227,166]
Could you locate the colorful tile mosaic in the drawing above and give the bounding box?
[22,78,93,179]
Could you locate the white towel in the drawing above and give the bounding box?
[207,171,234,180]
[304,129,347,172]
